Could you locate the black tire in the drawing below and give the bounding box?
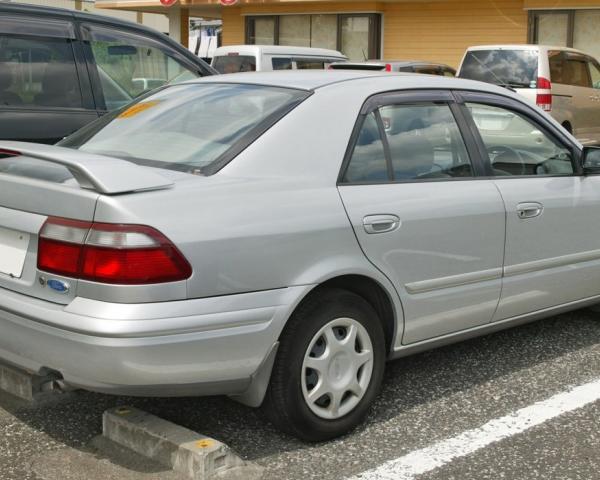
[262,288,386,441]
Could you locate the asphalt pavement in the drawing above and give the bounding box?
[1,309,599,480]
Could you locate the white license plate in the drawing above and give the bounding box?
[0,226,30,278]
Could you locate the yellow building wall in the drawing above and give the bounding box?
[221,0,528,68]
[383,0,528,68]
[524,0,600,7]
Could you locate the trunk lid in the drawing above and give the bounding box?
[0,142,175,304]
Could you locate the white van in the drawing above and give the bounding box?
[458,45,600,145]
[211,45,347,73]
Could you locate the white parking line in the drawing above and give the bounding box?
[350,378,600,480]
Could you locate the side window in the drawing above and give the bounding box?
[413,66,439,75]
[343,103,474,183]
[272,57,292,70]
[563,55,592,88]
[380,103,473,180]
[0,34,82,108]
[548,51,564,84]
[344,112,388,183]
[295,58,326,69]
[467,103,574,176]
[85,25,198,111]
[442,69,456,78]
[589,61,600,89]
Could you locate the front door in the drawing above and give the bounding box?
[461,92,600,320]
[338,91,506,344]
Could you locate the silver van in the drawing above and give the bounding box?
[211,45,347,73]
[458,45,600,145]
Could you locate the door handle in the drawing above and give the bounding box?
[516,202,543,219]
[363,214,400,234]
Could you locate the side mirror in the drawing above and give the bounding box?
[582,146,600,174]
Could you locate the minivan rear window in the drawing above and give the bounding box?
[459,49,538,88]
[212,55,256,74]
[60,83,309,174]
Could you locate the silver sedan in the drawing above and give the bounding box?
[1,71,599,441]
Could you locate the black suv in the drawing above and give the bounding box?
[0,3,216,143]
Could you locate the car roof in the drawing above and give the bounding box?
[188,69,521,96]
[213,45,347,58]
[0,2,177,47]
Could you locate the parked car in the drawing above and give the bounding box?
[2,70,600,441]
[457,45,600,145]
[329,60,456,76]
[211,45,347,73]
[0,2,215,144]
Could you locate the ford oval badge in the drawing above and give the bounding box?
[47,279,70,294]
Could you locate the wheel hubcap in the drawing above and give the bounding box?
[301,317,374,420]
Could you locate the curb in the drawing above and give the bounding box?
[103,406,263,479]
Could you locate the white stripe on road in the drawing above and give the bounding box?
[350,378,600,480]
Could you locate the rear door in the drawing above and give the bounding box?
[338,90,506,344]
[459,91,600,320]
[0,15,98,143]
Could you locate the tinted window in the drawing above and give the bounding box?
[272,57,292,70]
[548,50,565,84]
[459,50,538,88]
[381,104,473,180]
[562,55,591,87]
[413,66,440,75]
[295,58,326,69]
[344,103,473,183]
[61,83,308,173]
[467,103,573,176]
[213,55,257,74]
[86,25,198,111]
[0,34,82,108]
[344,113,388,182]
[590,61,600,89]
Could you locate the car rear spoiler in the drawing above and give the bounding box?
[0,141,173,194]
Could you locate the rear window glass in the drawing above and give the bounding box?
[59,83,309,174]
[212,55,256,74]
[459,49,538,88]
[329,63,385,71]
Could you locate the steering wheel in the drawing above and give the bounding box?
[487,145,527,176]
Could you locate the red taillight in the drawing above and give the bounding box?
[0,148,21,157]
[385,63,392,72]
[37,217,192,284]
[536,76,552,112]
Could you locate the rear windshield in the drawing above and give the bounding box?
[212,55,256,74]
[329,64,385,71]
[459,50,538,88]
[60,83,309,174]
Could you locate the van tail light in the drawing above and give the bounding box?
[38,217,192,284]
[385,63,392,72]
[536,76,552,112]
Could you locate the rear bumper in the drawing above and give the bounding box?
[0,285,312,396]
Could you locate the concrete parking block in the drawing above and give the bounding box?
[103,406,261,480]
[0,361,64,403]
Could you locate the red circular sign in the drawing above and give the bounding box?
[160,0,177,6]
[219,0,238,5]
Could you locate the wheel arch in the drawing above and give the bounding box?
[295,274,400,355]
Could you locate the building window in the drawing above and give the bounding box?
[530,10,600,60]
[246,14,381,61]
